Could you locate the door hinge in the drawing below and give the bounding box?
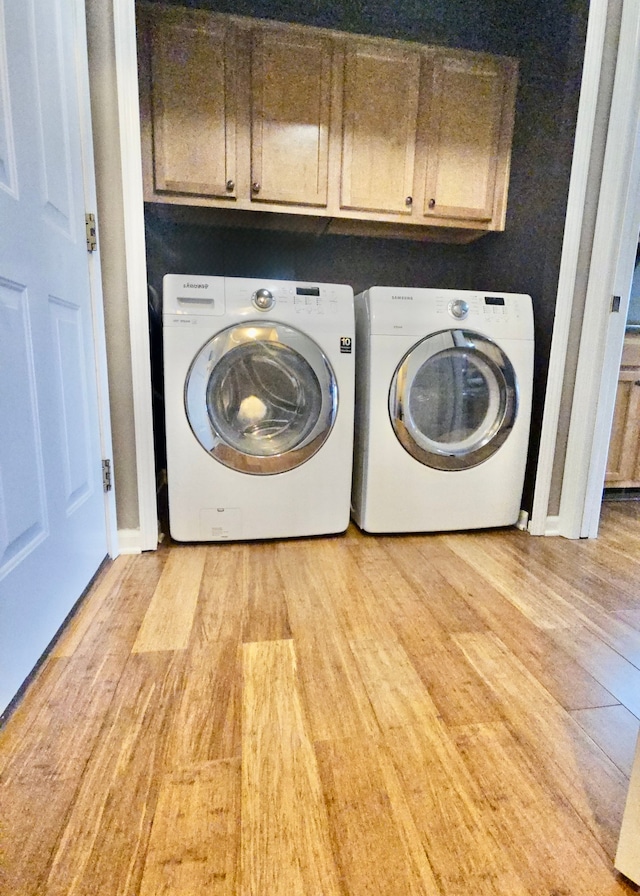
[85,213,97,252]
[102,458,112,492]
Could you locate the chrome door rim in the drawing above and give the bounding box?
[389,329,518,471]
[185,321,338,474]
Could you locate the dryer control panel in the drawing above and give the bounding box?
[361,287,533,341]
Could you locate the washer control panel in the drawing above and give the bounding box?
[241,282,343,315]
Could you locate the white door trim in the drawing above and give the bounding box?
[554,0,640,539]
[75,0,118,556]
[578,0,640,538]
[113,0,157,553]
[529,0,609,536]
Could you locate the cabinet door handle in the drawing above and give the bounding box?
[226,179,235,192]
[428,198,436,209]
[405,196,413,206]
[252,182,261,193]
[635,380,640,386]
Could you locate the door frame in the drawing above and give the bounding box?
[75,0,118,556]
[112,0,157,552]
[575,0,640,538]
[530,0,640,538]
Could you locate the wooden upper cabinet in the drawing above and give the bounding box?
[146,11,238,200]
[137,6,519,240]
[341,43,421,216]
[605,336,640,487]
[422,52,516,224]
[250,28,332,207]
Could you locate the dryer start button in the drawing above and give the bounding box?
[252,288,275,311]
[448,299,469,320]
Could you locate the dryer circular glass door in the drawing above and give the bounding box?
[185,321,338,474]
[389,329,518,471]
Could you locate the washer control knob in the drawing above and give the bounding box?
[449,298,469,320]
[253,288,274,311]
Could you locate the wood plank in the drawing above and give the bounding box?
[511,530,640,615]
[385,721,530,896]
[378,536,489,635]
[276,539,379,742]
[442,532,575,630]
[0,655,67,777]
[43,652,185,896]
[315,534,398,642]
[454,631,630,858]
[452,721,630,895]
[132,547,206,652]
[553,624,640,718]
[493,536,640,667]
[61,547,167,659]
[399,629,506,728]
[346,533,505,730]
[344,533,447,636]
[571,705,640,778]
[242,542,292,643]
[1,652,125,785]
[0,652,122,895]
[0,779,79,896]
[167,639,242,767]
[52,555,135,657]
[139,759,240,896]
[3,504,640,895]
[190,543,246,645]
[241,639,341,896]
[1,550,165,774]
[348,637,441,731]
[315,736,441,896]
[422,538,618,711]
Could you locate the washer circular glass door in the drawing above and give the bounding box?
[185,321,338,474]
[389,329,518,471]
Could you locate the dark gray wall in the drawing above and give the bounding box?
[142,0,588,510]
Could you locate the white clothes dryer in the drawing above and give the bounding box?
[163,275,355,542]
[351,286,534,533]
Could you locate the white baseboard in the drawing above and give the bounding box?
[542,516,561,537]
[117,528,144,554]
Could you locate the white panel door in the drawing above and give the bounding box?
[0,0,109,713]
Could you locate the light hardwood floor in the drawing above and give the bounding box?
[2,502,640,895]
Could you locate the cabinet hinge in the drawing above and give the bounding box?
[102,458,112,492]
[85,213,97,252]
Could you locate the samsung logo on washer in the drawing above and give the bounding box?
[183,282,209,289]
[392,295,413,301]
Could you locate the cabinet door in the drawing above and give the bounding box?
[605,372,640,485]
[341,42,421,216]
[251,28,331,207]
[149,15,237,199]
[423,53,510,223]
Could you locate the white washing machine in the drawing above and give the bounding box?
[163,275,355,542]
[351,286,534,533]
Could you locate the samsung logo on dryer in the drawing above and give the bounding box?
[183,282,209,289]
[391,295,413,301]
